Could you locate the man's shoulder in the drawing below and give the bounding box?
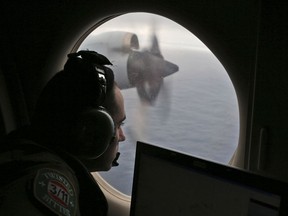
[0,166,80,216]
[1,138,75,172]
[0,138,80,216]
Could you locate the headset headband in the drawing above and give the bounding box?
[66,50,114,105]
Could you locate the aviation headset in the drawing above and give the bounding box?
[32,50,116,160]
[65,50,116,159]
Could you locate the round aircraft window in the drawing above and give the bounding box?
[78,12,239,195]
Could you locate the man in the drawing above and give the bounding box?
[0,50,126,215]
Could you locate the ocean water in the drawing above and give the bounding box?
[99,47,240,195]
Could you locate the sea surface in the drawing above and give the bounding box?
[99,46,240,195]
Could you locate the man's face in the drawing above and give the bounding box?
[89,86,126,171]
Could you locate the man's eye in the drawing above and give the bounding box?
[118,122,125,128]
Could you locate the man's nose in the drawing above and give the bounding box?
[119,128,126,142]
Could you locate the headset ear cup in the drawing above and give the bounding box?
[76,108,115,159]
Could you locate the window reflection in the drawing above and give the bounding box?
[79,12,239,195]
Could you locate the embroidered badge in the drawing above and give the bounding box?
[34,168,77,216]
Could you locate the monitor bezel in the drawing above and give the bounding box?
[130,141,288,216]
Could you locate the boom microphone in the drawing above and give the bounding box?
[112,152,120,166]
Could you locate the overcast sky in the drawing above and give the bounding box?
[87,12,209,50]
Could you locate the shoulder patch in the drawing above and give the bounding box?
[33,168,77,216]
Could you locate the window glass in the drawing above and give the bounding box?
[78,12,239,195]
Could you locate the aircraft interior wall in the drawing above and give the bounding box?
[249,0,288,181]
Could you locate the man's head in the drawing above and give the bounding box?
[31,50,126,170]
